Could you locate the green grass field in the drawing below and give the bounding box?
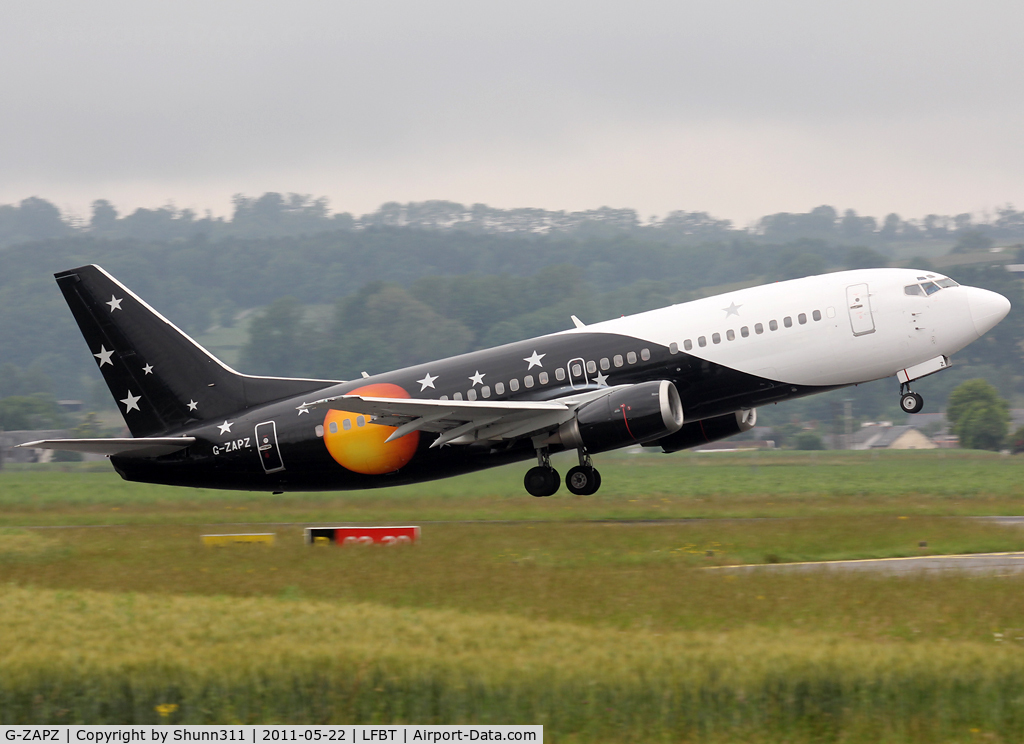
[3,450,1024,740]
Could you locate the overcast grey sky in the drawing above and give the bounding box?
[2,0,1023,224]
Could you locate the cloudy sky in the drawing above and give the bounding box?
[2,0,1023,224]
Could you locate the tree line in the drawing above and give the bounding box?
[4,194,1024,250]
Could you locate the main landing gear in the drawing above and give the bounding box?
[899,382,924,414]
[524,448,602,497]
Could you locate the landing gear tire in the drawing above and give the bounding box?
[566,465,602,495]
[900,391,924,414]
[525,466,561,497]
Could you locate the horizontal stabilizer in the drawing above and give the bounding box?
[16,437,196,458]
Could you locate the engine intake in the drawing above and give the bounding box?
[552,380,684,453]
[645,409,757,453]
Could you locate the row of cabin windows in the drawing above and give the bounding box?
[437,348,653,401]
[668,310,823,353]
[328,415,367,433]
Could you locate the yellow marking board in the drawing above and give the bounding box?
[201,533,275,546]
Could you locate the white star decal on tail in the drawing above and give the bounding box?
[143,364,154,375]
[106,295,123,312]
[524,351,545,369]
[417,372,438,391]
[187,400,198,411]
[120,391,141,413]
[94,346,115,367]
[218,421,233,435]
[469,370,485,386]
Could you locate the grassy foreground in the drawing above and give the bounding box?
[3,584,1024,743]
[2,449,1024,526]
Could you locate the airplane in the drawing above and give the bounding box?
[21,264,1010,497]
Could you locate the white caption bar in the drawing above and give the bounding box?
[0,727,542,744]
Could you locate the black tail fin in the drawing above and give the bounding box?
[56,265,339,437]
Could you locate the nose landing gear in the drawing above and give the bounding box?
[899,382,924,414]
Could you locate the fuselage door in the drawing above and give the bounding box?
[567,357,588,389]
[254,420,285,473]
[846,283,876,337]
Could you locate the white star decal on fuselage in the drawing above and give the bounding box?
[524,351,545,369]
[143,364,154,375]
[218,421,233,435]
[469,370,485,386]
[94,346,115,367]
[106,295,123,312]
[417,372,438,391]
[594,371,609,386]
[120,391,141,412]
[723,301,742,317]
[187,400,198,411]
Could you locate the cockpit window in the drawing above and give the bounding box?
[906,278,957,296]
[937,278,959,288]
[904,284,925,296]
[922,281,941,295]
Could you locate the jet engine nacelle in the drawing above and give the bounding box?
[645,408,757,454]
[552,380,684,453]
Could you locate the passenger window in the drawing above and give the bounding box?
[698,336,707,347]
[509,379,519,392]
[712,333,721,344]
[600,357,610,370]
[726,330,735,341]
[812,310,821,321]
[755,323,763,334]
[315,425,324,437]
[454,391,464,400]
[467,388,478,401]
[904,284,925,297]
[555,367,565,381]
[572,363,582,376]
[495,382,505,395]
[769,320,778,331]
[329,421,338,434]
[668,343,678,355]
[587,360,597,373]
[684,339,692,351]
[614,355,623,367]
[740,326,749,338]
[524,375,535,388]
[343,419,352,431]
[798,313,807,325]
[481,386,491,398]
[784,316,793,328]
[357,416,365,427]
[440,395,449,401]
[627,351,637,363]
[640,349,650,361]
[539,371,549,384]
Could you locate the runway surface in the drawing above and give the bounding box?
[708,552,1024,575]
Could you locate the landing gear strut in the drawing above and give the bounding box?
[524,447,560,497]
[565,450,601,495]
[899,382,924,414]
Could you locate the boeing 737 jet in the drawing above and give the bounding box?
[22,265,1010,496]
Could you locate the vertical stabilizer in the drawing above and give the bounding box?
[56,265,339,437]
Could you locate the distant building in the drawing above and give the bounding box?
[851,424,936,450]
[0,430,71,464]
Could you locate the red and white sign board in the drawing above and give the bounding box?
[305,526,420,546]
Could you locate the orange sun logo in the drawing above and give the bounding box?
[322,383,419,474]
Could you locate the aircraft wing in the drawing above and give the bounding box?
[299,388,617,447]
[16,437,196,458]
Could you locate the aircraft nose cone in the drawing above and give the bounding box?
[966,287,1011,337]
